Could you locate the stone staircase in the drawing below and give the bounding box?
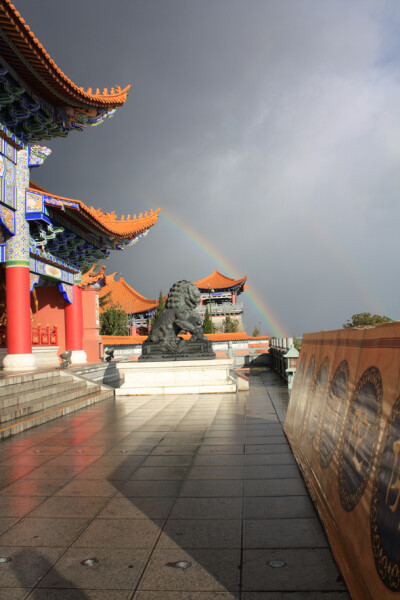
[0,368,115,440]
[70,362,122,388]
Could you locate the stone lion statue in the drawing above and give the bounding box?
[148,280,205,352]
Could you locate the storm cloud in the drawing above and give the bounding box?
[15,0,400,335]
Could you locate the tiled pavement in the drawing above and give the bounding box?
[0,369,350,599]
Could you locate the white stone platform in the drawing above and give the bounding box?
[115,358,237,395]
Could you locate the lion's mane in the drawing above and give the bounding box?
[165,280,201,310]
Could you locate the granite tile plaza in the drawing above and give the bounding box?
[0,370,349,599]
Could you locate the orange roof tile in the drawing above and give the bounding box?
[0,1,130,108]
[99,274,159,314]
[28,183,161,239]
[82,205,161,237]
[102,335,148,345]
[195,269,247,291]
[206,332,268,341]
[101,332,269,345]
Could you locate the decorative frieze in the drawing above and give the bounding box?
[0,204,15,235]
[5,148,29,266]
[59,282,73,304]
[0,154,16,209]
[30,256,75,284]
[26,191,43,213]
[29,273,40,291]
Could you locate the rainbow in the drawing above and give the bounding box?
[161,210,287,337]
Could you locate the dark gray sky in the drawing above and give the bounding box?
[14,0,400,336]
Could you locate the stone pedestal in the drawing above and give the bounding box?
[3,352,36,371]
[32,347,60,369]
[139,338,215,361]
[69,350,87,365]
[116,358,236,395]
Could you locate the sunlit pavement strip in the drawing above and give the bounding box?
[0,369,350,599]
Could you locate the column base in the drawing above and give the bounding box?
[3,353,37,372]
[70,350,87,365]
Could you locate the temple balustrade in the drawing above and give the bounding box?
[195,302,243,316]
[269,337,300,391]
[0,324,58,348]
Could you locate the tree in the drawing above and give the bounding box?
[151,290,165,325]
[222,316,239,333]
[293,336,302,351]
[343,312,394,328]
[99,290,112,309]
[252,325,260,337]
[203,306,213,334]
[100,304,129,336]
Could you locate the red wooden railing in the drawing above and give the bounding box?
[31,324,58,346]
[0,324,58,348]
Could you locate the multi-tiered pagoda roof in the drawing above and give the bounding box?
[0,1,160,281]
[0,0,130,143]
[27,182,160,274]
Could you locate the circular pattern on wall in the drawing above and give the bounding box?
[307,357,329,444]
[370,395,400,592]
[294,354,307,390]
[295,355,315,437]
[286,354,306,425]
[319,360,350,470]
[338,366,383,512]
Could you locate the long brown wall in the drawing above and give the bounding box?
[284,323,400,600]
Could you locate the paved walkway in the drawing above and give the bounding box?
[0,369,349,599]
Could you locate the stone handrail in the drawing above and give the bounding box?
[195,302,243,316]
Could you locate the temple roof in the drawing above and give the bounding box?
[0,1,130,108]
[28,181,161,240]
[195,269,247,292]
[97,273,159,314]
[0,1,130,142]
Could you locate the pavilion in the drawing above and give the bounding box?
[194,268,247,332]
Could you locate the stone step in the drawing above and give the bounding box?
[0,380,100,424]
[70,363,122,388]
[0,370,69,398]
[0,377,83,410]
[0,388,114,440]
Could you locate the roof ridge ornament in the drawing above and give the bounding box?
[0,0,131,141]
[28,144,51,167]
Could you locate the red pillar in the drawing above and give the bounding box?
[81,288,103,362]
[6,265,32,355]
[65,285,83,351]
